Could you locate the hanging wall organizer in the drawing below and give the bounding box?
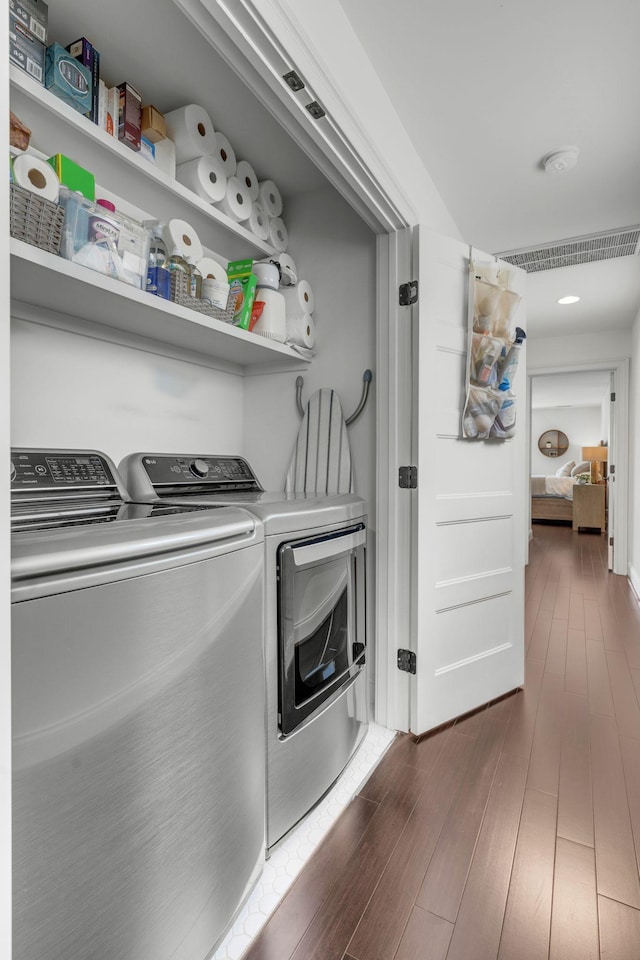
[462,257,526,440]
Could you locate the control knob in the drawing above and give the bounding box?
[190,458,209,479]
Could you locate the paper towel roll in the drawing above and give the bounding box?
[277,253,297,286]
[162,219,204,262]
[154,138,176,178]
[269,217,288,253]
[258,179,283,218]
[14,154,60,202]
[284,279,314,316]
[212,131,237,178]
[164,104,217,164]
[176,155,227,203]
[217,177,252,222]
[236,159,259,202]
[286,313,315,350]
[196,256,228,282]
[248,202,269,241]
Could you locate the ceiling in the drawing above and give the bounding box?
[339,0,640,340]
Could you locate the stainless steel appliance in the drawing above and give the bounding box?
[119,453,369,849]
[11,448,266,960]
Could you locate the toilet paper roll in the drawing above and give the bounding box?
[176,155,227,203]
[153,137,177,178]
[248,202,269,241]
[164,104,217,164]
[258,179,283,218]
[236,159,259,202]
[269,217,288,253]
[277,252,297,286]
[284,279,314,316]
[286,313,315,350]
[217,176,252,222]
[13,153,60,202]
[196,256,228,282]
[212,131,237,178]
[162,219,204,262]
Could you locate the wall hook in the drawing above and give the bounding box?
[295,370,373,426]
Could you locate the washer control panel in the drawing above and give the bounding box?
[11,451,116,490]
[142,455,261,493]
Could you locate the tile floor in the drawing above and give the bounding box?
[212,722,397,960]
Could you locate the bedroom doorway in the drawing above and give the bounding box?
[527,359,630,576]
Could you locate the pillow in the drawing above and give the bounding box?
[571,461,591,476]
[555,460,575,477]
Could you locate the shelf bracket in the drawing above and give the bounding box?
[295,370,373,425]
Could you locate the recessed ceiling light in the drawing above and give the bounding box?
[542,146,580,174]
[557,295,580,304]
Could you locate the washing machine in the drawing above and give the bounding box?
[120,452,369,849]
[11,448,266,960]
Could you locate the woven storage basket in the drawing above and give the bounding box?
[170,271,235,324]
[10,183,65,254]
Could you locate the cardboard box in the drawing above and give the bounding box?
[106,86,118,138]
[9,14,45,84]
[45,43,92,115]
[9,0,48,44]
[47,153,95,201]
[139,136,155,164]
[227,260,257,330]
[66,37,100,124]
[117,82,142,152]
[141,105,166,143]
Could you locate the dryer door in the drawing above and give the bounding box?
[278,524,366,736]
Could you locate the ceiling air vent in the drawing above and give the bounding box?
[496,226,640,273]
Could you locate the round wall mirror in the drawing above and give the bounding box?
[538,430,569,458]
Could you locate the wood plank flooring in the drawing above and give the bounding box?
[242,524,640,960]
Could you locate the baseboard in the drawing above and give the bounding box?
[629,564,640,603]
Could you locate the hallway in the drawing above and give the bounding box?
[242,523,640,960]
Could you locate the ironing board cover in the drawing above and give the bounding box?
[285,388,354,494]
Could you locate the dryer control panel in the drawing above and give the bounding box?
[141,455,262,494]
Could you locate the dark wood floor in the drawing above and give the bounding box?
[242,523,640,960]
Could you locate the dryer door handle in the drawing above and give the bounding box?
[291,528,366,567]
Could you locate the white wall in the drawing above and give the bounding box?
[531,406,602,476]
[527,329,632,368]
[1,17,10,957]
[630,306,640,597]
[11,321,244,465]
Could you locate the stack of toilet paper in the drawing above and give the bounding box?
[165,103,288,252]
[280,257,315,354]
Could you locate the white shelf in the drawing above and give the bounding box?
[10,66,275,259]
[10,239,307,372]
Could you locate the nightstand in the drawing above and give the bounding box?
[573,483,606,533]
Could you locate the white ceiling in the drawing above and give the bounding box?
[339,0,640,340]
[531,370,610,410]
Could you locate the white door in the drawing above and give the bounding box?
[410,231,528,735]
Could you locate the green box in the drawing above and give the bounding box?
[47,153,95,200]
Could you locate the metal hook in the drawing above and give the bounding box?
[295,370,373,425]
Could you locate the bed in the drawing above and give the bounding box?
[530,474,576,523]
[530,459,590,524]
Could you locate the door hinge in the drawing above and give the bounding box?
[610,464,615,476]
[609,536,614,547]
[305,100,326,120]
[397,649,417,674]
[399,280,419,306]
[399,465,417,489]
[282,69,305,92]
[611,392,616,402]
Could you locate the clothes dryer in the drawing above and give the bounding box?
[120,452,369,848]
[11,448,265,960]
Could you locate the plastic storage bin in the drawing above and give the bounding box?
[58,187,151,290]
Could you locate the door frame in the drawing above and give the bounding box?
[527,357,630,576]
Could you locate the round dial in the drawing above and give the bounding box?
[190,458,209,478]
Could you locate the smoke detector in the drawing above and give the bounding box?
[542,147,580,174]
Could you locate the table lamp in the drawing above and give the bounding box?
[581,446,608,484]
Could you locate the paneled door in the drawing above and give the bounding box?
[410,231,528,734]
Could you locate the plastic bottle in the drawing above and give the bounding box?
[497,326,527,384]
[89,198,119,245]
[490,379,517,439]
[146,225,170,300]
[185,255,203,301]
[161,246,191,302]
